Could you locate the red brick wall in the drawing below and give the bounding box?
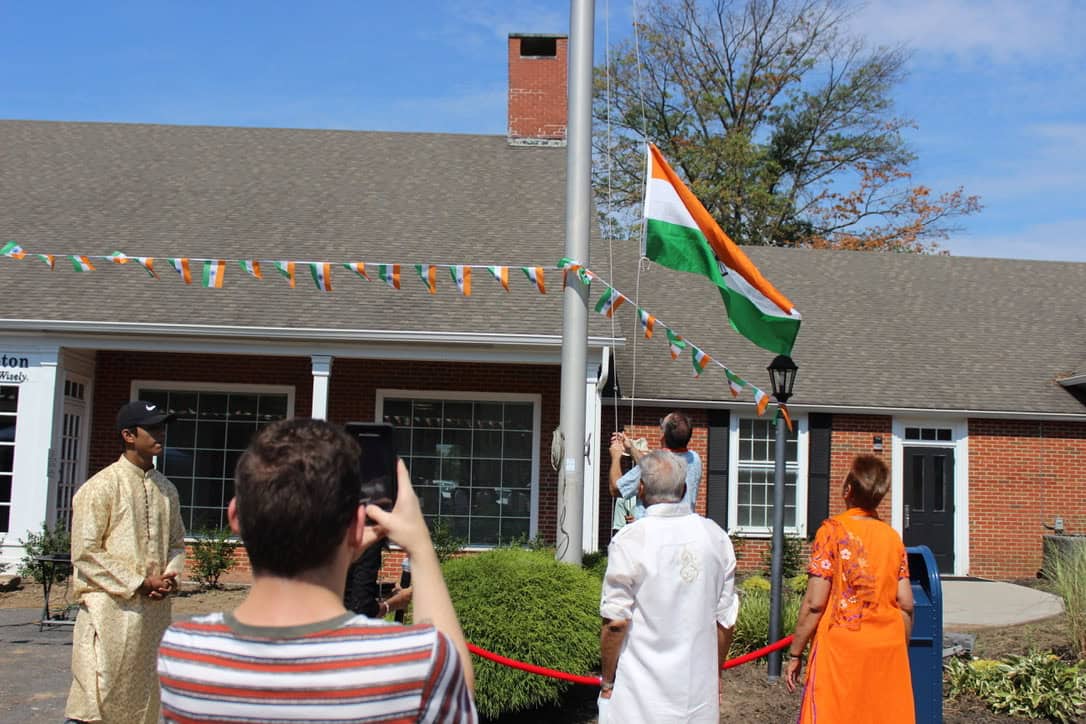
[969,418,1086,579]
[508,35,567,140]
[828,415,894,519]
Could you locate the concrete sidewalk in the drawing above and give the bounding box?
[942,579,1064,628]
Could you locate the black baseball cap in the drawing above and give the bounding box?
[116,400,175,431]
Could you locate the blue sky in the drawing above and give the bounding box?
[4,0,1084,262]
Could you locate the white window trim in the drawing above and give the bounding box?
[728,413,809,538]
[376,388,542,549]
[891,417,969,576]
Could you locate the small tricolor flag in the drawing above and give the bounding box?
[109,251,130,264]
[725,368,747,398]
[666,329,686,360]
[450,265,471,296]
[274,261,296,288]
[36,254,56,270]
[416,264,437,294]
[71,255,97,272]
[753,387,771,416]
[1,242,27,259]
[379,264,400,289]
[487,265,509,291]
[638,308,655,339]
[135,257,158,278]
[344,262,369,281]
[691,346,712,376]
[522,266,546,294]
[169,258,192,284]
[202,260,226,289]
[239,260,263,279]
[310,262,333,292]
[594,287,626,318]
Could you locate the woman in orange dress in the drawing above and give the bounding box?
[785,454,916,724]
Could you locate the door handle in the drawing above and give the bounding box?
[904,504,911,528]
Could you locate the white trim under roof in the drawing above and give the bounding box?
[1058,374,1086,387]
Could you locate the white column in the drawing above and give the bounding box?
[3,345,60,564]
[581,350,608,554]
[310,355,332,420]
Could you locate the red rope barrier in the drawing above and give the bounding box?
[467,634,795,686]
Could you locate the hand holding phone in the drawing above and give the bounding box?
[345,422,399,515]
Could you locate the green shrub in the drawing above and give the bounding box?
[18,522,71,583]
[945,653,1086,723]
[189,529,238,589]
[442,548,601,719]
[429,519,466,563]
[581,550,608,580]
[1043,542,1086,659]
[761,535,806,579]
[739,575,771,593]
[731,588,801,656]
[788,573,809,595]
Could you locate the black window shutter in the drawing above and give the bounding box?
[806,413,832,539]
[706,409,730,530]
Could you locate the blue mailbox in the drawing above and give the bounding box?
[907,545,943,724]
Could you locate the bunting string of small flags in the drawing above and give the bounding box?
[0,242,788,417]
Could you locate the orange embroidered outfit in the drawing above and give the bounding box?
[799,509,915,724]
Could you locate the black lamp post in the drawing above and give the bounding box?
[766,354,797,681]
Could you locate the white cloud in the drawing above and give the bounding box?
[851,0,1083,64]
[944,218,1086,262]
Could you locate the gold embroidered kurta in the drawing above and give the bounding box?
[65,455,186,724]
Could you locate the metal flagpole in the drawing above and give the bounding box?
[556,0,595,565]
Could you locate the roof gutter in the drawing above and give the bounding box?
[610,395,1086,422]
[0,318,618,349]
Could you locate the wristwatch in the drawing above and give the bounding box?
[600,680,615,692]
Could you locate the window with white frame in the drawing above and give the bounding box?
[379,393,538,547]
[730,416,807,534]
[136,385,292,533]
[0,386,17,532]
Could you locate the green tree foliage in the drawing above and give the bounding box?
[442,549,601,719]
[18,521,71,583]
[593,0,980,251]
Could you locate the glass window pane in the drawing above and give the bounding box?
[409,457,439,484]
[193,479,224,508]
[911,456,925,510]
[413,401,441,428]
[169,392,198,419]
[0,386,18,413]
[502,460,532,488]
[905,427,919,440]
[413,429,441,457]
[937,429,952,441]
[504,431,532,459]
[258,395,288,421]
[228,394,259,421]
[194,450,225,478]
[393,428,411,455]
[175,479,194,507]
[504,404,533,430]
[471,460,501,487]
[226,423,256,450]
[196,422,227,449]
[499,517,529,544]
[0,446,13,473]
[471,516,500,546]
[382,399,411,426]
[443,429,472,452]
[475,403,503,429]
[920,428,936,441]
[471,489,500,517]
[191,507,224,532]
[444,402,473,429]
[416,485,440,516]
[0,419,16,443]
[472,429,503,458]
[167,419,196,448]
[164,449,194,477]
[198,393,228,419]
[0,475,12,502]
[0,505,9,531]
[439,458,470,487]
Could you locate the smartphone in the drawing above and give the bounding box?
[344,422,398,514]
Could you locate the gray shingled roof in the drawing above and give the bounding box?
[0,120,612,342]
[596,243,1086,416]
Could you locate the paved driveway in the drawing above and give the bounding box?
[0,609,72,723]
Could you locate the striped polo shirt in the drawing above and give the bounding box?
[158,611,477,723]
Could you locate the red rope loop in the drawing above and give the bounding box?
[467,635,794,686]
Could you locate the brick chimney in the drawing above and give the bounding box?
[507,33,568,146]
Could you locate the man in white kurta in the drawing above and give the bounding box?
[599,450,739,724]
[65,400,186,724]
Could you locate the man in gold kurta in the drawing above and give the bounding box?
[65,400,186,724]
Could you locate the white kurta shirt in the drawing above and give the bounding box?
[600,503,739,724]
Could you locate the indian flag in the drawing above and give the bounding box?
[70,256,96,273]
[594,287,626,318]
[666,328,686,360]
[522,266,546,294]
[450,265,471,296]
[310,262,333,292]
[36,254,56,270]
[1,242,27,259]
[379,264,400,289]
[691,346,712,376]
[239,260,263,279]
[638,308,655,338]
[109,251,130,264]
[487,265,509,291]
[725,368,747,398]
[644,144,801,355]
[344,262,369,281]
[753,387,771,416]
[416,264,437,294]
[202,260,226,288]
[168,258,192,284]
[273,261,296,288]
[136,257,158,278]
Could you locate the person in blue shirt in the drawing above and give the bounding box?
[608,411,702,521]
